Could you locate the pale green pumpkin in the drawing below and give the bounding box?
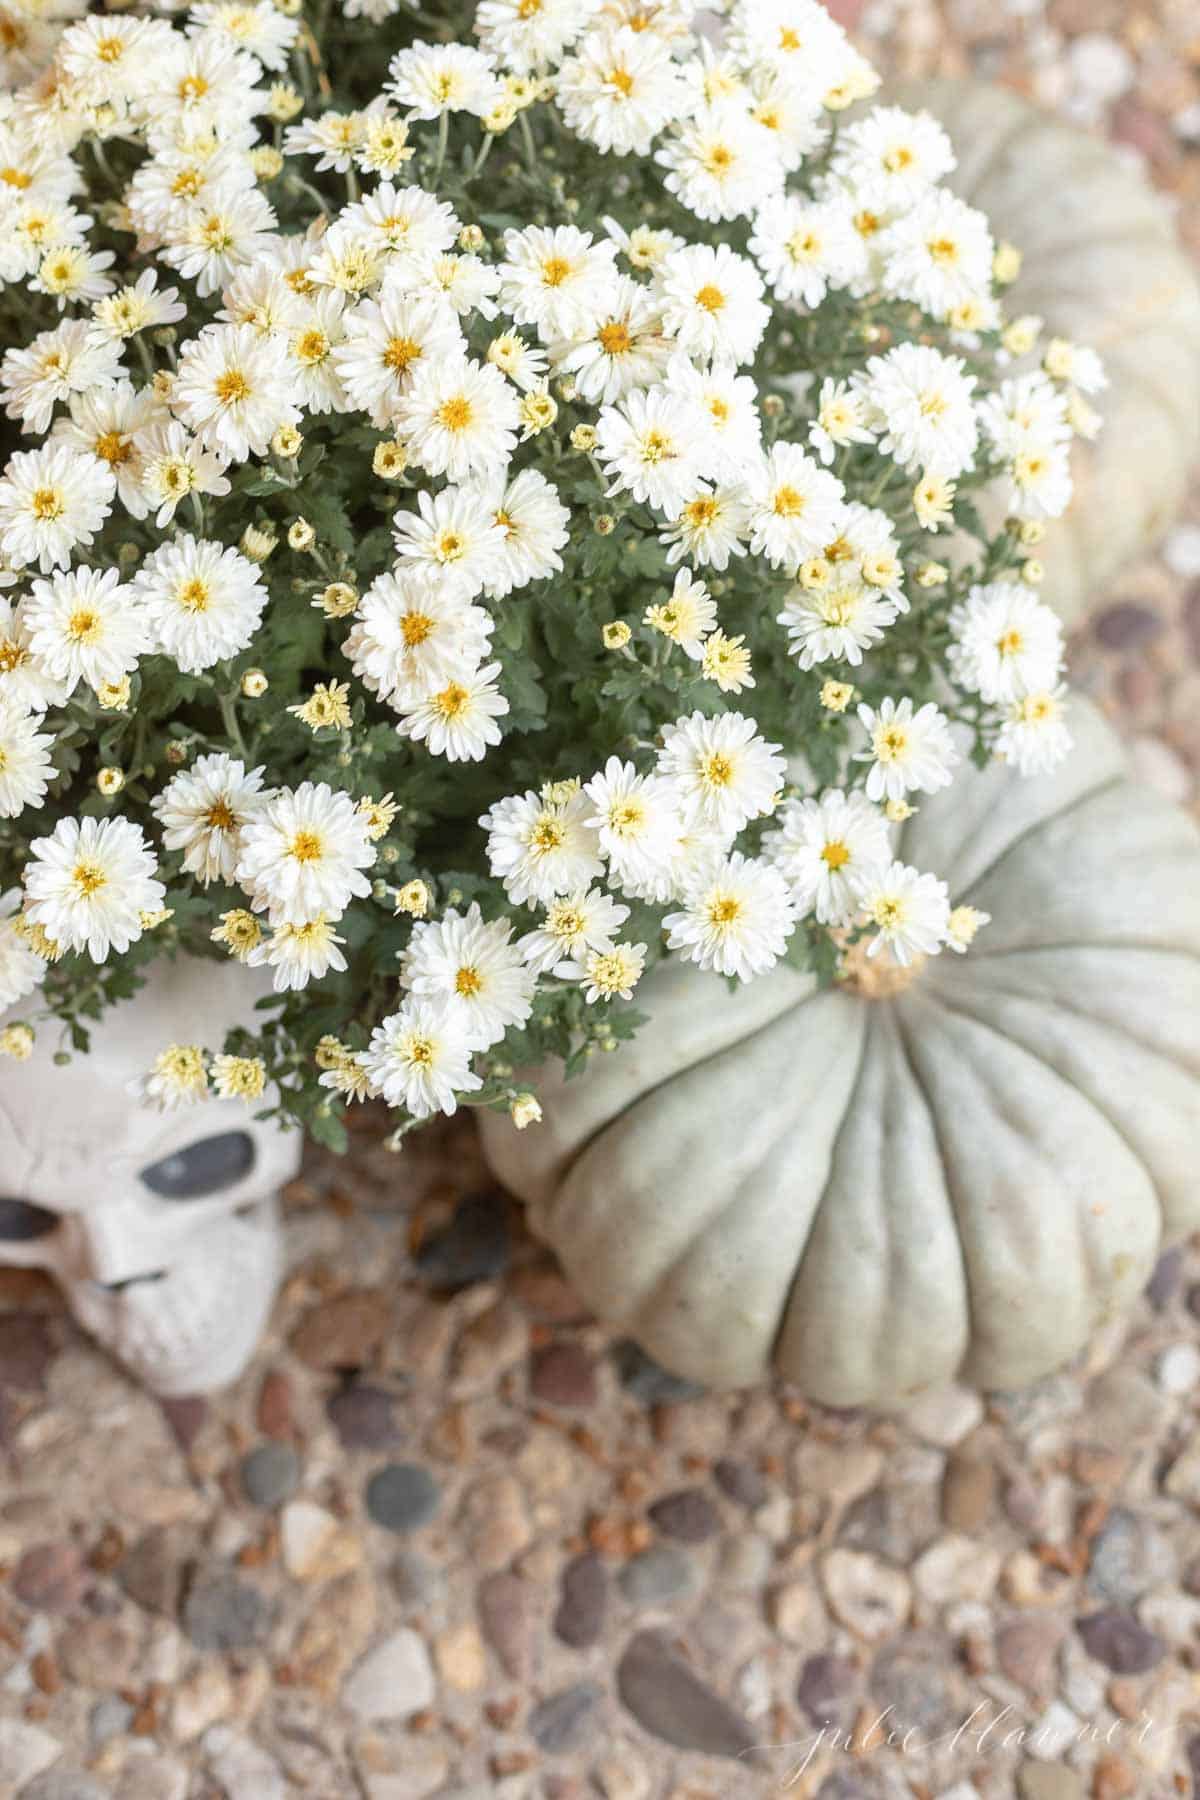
[901,77,1200,625]
[481,702,1200,1404]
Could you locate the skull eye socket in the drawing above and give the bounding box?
[140,1130,255,1201]
[0,1198,59,1241]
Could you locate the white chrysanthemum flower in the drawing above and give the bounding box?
[1,319,123,436]
[778,576,900,669]
[860,859,950,966]
[31,242,116,310]
[246,914,349,991]
[389,249,502,323]
[137,1043,210,1112]
[172,323,300,461]
[477,468,571,599]
[397,353,520,482]
[826,502,907,605]
[855,342,979,478]
[744,442,846,569]
[660,483,750,570]
[236,780,375,926]
[90,270,187,345]
[664,850,795,980]
[548,274,671,405]
[517,886,629,975]
[358,998,482,1118]
[668,355,761,482]
[343,568,493,708]
[880,187,994,320]
[748,192,860,308]
[486,331,549,393]
[24,815,166,962]
[644,566,717,659]
[0,888,43,1011]
[726,0,849,95]
[977,370,1072,458]
[133,420,232,530]
[475,0,601,74]
[556,24,688,157]
[392,484,507,596]
[24,567,148,696]
[656,101,783,224]
[829,106,955,211]
[596,385,704,519]
[402,903,535,1050]
[602,216,686,275]
[856,696,959,803]
[656,242,769,367]
[279,290,350,415]
[160,186,279,299]
[188,0,300,72]
[341,182,459,264]
[333,289,463,430]
[482,784,605,908]
[124,145,258,246]
[949,581,1064,705]
[388,41,504,119]
[1005,439,1074,521]
[995,687,1073,776]
[132,535,267,675]
[151,752,270,886]
[0,596,70,714]
[497,224,620,343]
[1043,336,1108,397]
[582,755,681,888]
[762,788,891,926]
[52,380,161,521]
[284,111,369,175]
[396,662,510,762]
[141,38,266,153]
[656,711,786,838]
[0,444,115,575]
[558,939,647,1003]
[57,15,159,99]
[945,903,991,954]
[0,698,52,819]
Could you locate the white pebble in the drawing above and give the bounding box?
[1028,1700,1082,1761]
[1163,523,1200,576]
[1067,32,1135,104]
[1156,1341,1200,1395]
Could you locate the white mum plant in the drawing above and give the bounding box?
[0,0,1103,1145]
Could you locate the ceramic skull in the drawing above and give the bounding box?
[0,955,302,1396]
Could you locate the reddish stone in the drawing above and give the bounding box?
[11,1543,88,1614]
[256,1369,295,1440]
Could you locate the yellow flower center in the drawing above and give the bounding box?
[66,607,101,643]
[178,578,210,612]
[700,751,733,787]
[605,67,634,97]
[71,859,107,897]
[695,283,725,313]
[608,799,644,836]
[541,255,573,287]
[94,431,131,465]
[289,830,324,863]
[0,637,28,672]
[434,682,470,718]
[437,396,473,432]
[876,726,908,762]
[295,328,329,364]
[384,335,421,372]
[530,816,564,853]
[435,531,465,562]
[401,612,435,646]
[821,840,851,870]
[455,965,482,997]
[215,369,249,403]
[406,1035,435,1066]
[707,894,742,926]
[772,485,806,518]
[31,486,64,521]
[598,321,633,355]
[205,799,237,831]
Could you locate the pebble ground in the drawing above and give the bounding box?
[3,4,1200,1797]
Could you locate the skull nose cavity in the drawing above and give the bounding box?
[0,1197,60,1241]
[100,1270,168,1293]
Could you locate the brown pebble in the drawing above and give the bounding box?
[942,1452,996,1531]
[1107,1678,1142,1720]
[485,1696,521,1729]
[256,1370,294,1440]
[492,1751,535,1776]
[30,1651,60,1694]
[1093,1754,1138,1800]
